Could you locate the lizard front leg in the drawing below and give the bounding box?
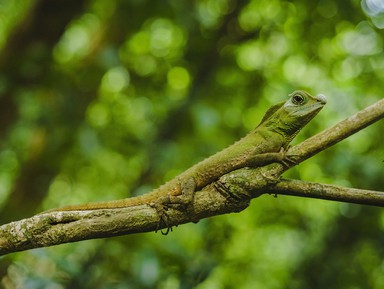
[246,147,297,168]
[242,147,298,188]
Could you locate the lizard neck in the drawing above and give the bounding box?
[259,112,302,147]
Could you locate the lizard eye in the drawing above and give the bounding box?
[292,94,305,105]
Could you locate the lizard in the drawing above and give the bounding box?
[43,90,326,217]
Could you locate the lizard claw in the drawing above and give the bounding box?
[149,198,174,235]
[149,178,196,235]
[278,147,299,167]
[281,154,299,167]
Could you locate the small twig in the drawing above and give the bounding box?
[269,179,384,206]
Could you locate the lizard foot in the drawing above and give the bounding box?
[149,197,174,235]
[278,147,300,167]
[150,178,197,235]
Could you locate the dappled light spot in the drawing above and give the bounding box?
[53,14,101,64]
[332,58,363,81]
[340,23,383,56]
[87,102,110,128]
[236,41,263,71]
[196,0,234,29]
[167,67,190,90]
[100,66,130,94]
[133,55,157,76]
[127,31,151,55]
[362,0,384,28]
[149,18,186,58]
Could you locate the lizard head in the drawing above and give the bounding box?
[284,90,327,120]
[261,90,327,145]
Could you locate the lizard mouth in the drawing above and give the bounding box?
[292,102,325,117]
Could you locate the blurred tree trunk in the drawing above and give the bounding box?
[0,0,87,223]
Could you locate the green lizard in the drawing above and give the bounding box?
[45,90,326,214]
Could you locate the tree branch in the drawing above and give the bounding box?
[269,179,384,206]
[0,184,249,256]
[0,98,383,255]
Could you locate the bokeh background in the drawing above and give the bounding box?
[1,0,384,288]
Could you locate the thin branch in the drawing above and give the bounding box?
[269,179,384,206]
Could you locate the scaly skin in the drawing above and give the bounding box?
[45,90,326,212]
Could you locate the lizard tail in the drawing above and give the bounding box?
[43,193,155,213]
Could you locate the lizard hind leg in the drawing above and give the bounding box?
[149,199,173,235]
[168,177,197,207]
[150,177,197,235]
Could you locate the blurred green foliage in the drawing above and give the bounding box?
[0,0,384,288]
